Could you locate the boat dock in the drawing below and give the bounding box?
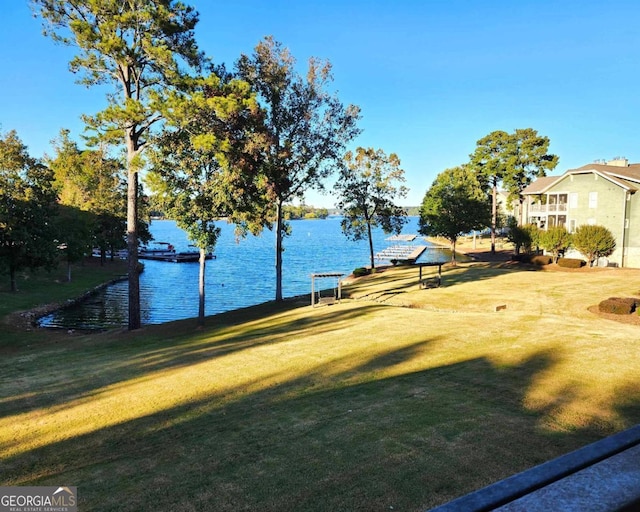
[375,245,428,262]
[139,251,213,263]
[138,241,214,263]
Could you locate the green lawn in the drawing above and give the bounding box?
[1,260,640,511]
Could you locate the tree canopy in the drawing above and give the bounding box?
[0,130,58,291]
[236,36,361,300]
[334,147,408,269]
[48,129,131,265]
[419,165,491,264]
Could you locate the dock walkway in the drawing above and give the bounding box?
[375,245,427,262]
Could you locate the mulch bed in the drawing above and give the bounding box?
[587,305,640,326]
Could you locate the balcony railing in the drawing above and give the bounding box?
[529,204,567,213]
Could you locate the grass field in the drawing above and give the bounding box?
[1,258,640,511]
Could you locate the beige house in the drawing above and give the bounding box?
[521,158,640,267]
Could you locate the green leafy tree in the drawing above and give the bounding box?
[48,130,129,265]
[34,0,203,330]
[334,147,408,269]
[470,129,558,253]
[539,226,571,264]
[54,205,95,281]
[572,224,616,267]
[149,72,266,326]
[504,128,559,222]
[506,218,540,255]
[419,165,491,264]
[0,130,58,291]
[237,36,361,301]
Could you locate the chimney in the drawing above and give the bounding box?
[606,157,628,167]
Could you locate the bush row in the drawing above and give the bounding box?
[512,254,587,268]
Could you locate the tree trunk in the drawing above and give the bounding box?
[518,197,524,226]
[275,200,284,301]
[127,166,141,330]
[198,248,206,327]
[451,238,457,265]
[491,182,497,254]
[367,219,375,270]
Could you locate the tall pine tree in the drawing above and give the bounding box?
[34,0,204,329]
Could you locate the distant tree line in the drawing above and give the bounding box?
[282,205,329,220]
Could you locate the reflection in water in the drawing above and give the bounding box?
[39,217,455,329]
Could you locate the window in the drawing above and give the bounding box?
[588,218,596,225]
[569,193,578,209]
[570,220,576,233]
[588,191,598,208]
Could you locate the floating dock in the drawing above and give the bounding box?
[375,245,427,262]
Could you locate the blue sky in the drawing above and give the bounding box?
[2,0,640,207]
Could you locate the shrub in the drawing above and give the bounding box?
[530,255,552,266]
[539,226,572,263]
[507,221,540,255]
[557,258,585,268]
[598,297,638,315]
[353,267,370,277]
[572,225,616,267]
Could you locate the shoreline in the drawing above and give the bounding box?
[7,275,128,331]
[425,236,514,263]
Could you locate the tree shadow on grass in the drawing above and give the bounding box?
[3,341,639,512]
[0,300,390,417]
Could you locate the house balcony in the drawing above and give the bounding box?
[529,204,567,213]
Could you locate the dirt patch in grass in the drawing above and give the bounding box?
[459,248,515,263]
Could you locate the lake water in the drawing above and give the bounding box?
[39,216,452,329]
